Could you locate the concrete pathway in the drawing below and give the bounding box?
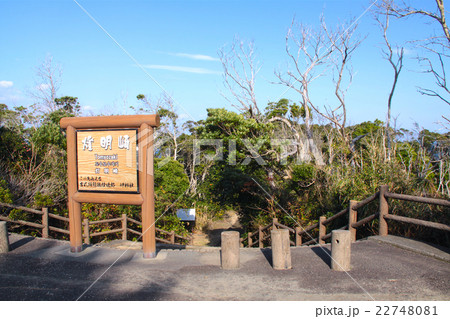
[368,235,450,262]
[0,233,448,301]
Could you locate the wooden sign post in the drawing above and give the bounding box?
[60,115,160,258]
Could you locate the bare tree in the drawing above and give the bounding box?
[383,0,450,42]
[28,55,62,113]
[276,17,361,166]
[276,19,330,166]
[321,21,362,142]
[219,38,261,120]
[375,3,404,160]
[380,0,450,107]
[418,51,450,104]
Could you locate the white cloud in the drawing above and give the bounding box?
[171,53,219,62]
[0,80,13,88]
[395,48,415,56]
[82,105,93,111]
[143,64,220,74]
[37,83,51,90]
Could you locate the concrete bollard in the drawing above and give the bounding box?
[331,230,351,271]
[221,231,240,269]
[271,229,292,270]
[0,221,10,253]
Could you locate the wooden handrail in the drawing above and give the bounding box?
[351,213,379,229]
[251,187,449,247]
[127,217,142,225]
[0,202,43,215]
[353,192,379,210]
[127,228,141,236]
[273,222,294,233]
[90,228,123,237]
[322,225,348,241]
[384,214,450,231]
[89,217,123,225]
[322,208,348,226]
[174,233,189,240]
[48,213,70,222]
[48,226,70,235]
[0,215,43,228]
[303,238,318,246]
[156,227,172,235]
[297,222,319,235]
[248,229,258,238]
[0,200,190,245]
[260,222,274,233]
[3,185,450,248]
[385,192,450,206]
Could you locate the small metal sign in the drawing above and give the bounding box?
[76,129,139,193]
[176,208,196,221]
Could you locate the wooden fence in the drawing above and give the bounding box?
[0,202,191,245]
[2,184,449,248]
[241,185,450,248]
[0,202,69,238]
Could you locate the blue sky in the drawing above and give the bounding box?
[0,0,449,132]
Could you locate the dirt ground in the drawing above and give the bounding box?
[191,210,243,246]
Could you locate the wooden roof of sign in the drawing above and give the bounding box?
[60,114,160,129]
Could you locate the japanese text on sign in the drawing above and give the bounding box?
[76,129,138,193]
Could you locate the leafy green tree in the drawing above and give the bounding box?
[0,179,13,204]
[153,157,189,234]
[154,157,189,213]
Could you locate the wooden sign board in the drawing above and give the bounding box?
[60,114,160,258]
[76,129,138,193]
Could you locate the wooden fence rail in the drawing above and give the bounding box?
[82,214,192,245]
[0,202,68,238]
[0,202,191,246]
[385,192,450,206]
[240,185,450,248]
[2,184,449,249]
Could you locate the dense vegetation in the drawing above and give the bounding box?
[0,97,449,245]
[1,0,449,245]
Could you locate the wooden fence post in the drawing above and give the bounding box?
[248,232,252,248]
[170,231,175,244]
[272,218,278,230]
[258,226,263,248]
[379,185,389,236]
[319,216,326,244]
[83,218,90,245]
[295,227,302,246]
[121,214,127,241]
[42,207,49,239]
[348,200,358,242]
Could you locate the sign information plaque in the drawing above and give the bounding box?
[76,129,139,193]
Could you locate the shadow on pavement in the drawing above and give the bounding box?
[78,277,177,301]
[260,248,272,267]
[311,246,331,268]
[9,236,35,251]
[207,227,243,246]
